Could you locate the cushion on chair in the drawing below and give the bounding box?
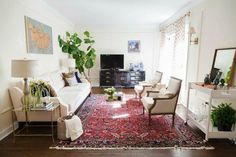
[141,97,154,110]
[166,78,181,95]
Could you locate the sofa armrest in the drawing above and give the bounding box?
[43,97,69,116]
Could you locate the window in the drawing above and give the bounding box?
[159,14,189,103]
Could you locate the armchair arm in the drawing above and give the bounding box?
[152,94,175,100]
[139,82,153,87]
[147,90,159,96]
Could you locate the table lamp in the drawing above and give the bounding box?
[11,59,38,110]
[62,58,76,72]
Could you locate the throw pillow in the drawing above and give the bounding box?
[75,71,82,83]
[62,72,74,86]
[65,76,79,86]
[48,84,57,97]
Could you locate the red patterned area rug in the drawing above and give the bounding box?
[50,94,213,150]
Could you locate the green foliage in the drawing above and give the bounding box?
[104,87,116,95]
[211,103,236,129]
[225,66,231,84]
[29,80,50,105]
[104,87,116,101]
[58,31,96,78]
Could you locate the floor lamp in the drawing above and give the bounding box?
[11,59,38,110]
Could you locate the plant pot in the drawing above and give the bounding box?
[217,123,232,131]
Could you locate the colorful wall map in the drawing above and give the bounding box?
[25,16,53,54]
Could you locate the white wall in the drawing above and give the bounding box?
[194,0,236,81]
[77,25,160,86]
[0,0,74,140]
[160,0,236,84]
[159,0,236,109]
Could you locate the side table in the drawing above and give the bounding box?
[12,103,61,143]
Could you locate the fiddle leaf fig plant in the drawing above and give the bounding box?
[58,31,96,79]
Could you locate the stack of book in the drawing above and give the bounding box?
[31,102,54,111]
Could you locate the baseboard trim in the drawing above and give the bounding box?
[0,122,18,141]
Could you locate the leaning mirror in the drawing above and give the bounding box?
[210,47,236,86]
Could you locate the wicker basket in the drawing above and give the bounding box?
[57,114,74,140]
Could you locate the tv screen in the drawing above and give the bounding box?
[100,54,124,69]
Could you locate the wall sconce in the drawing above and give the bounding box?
[189,27,198,45]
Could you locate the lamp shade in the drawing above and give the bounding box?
[66,58,76,68]
[11,59,39,78]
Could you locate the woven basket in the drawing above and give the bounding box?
[57,114,74,140]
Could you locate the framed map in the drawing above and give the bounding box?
[25,16,53,54]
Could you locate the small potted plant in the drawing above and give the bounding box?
[29,80,50,107]
[211,103,236,131]
[104,87,116,101]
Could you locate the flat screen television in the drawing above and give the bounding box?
[100,54,124,69]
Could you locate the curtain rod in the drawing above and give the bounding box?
[160,11,191,31]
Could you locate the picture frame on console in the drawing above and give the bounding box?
[210,47,236,87]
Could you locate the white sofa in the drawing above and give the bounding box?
[9,70,91,122]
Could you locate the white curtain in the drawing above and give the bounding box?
[159,14,190,103]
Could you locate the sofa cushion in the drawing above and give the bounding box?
[49,70,65,93]
[62,72,82,86]
[62,72,74,86]
[57,83,91,112]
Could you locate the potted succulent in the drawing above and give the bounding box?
[211,103,236,131]
[104,87,116,101]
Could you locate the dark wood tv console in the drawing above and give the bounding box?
[100,69,145,87]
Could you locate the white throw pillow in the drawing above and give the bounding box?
[66,76,79,86]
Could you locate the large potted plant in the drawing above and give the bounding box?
[211,103,236,131]
[58,31,96,80]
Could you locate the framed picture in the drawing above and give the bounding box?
[25,16,53,54]
[128,40,140,53]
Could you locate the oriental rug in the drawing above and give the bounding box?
[50,95,213,150]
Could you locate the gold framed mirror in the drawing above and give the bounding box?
[210,47,236,86]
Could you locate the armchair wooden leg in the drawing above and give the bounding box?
[172,114,175,127]
[142,106,145,115]
[139,93,141,100]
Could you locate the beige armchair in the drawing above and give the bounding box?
[141,77,182,126]
[134,71,163,99]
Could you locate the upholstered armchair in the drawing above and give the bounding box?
[134,71,164,99]
[141,77,182,126]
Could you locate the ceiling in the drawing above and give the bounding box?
[44,0,196,26]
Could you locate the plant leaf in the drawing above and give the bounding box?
[84,31,90,37]
[66,32,70,37]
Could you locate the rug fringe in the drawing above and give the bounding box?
[49,146,214,150]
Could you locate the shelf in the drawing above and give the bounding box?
[188,113,207,133]
[208,130,236,139]
[187,82,236,140]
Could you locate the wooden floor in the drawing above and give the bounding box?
[0,87,235,157]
